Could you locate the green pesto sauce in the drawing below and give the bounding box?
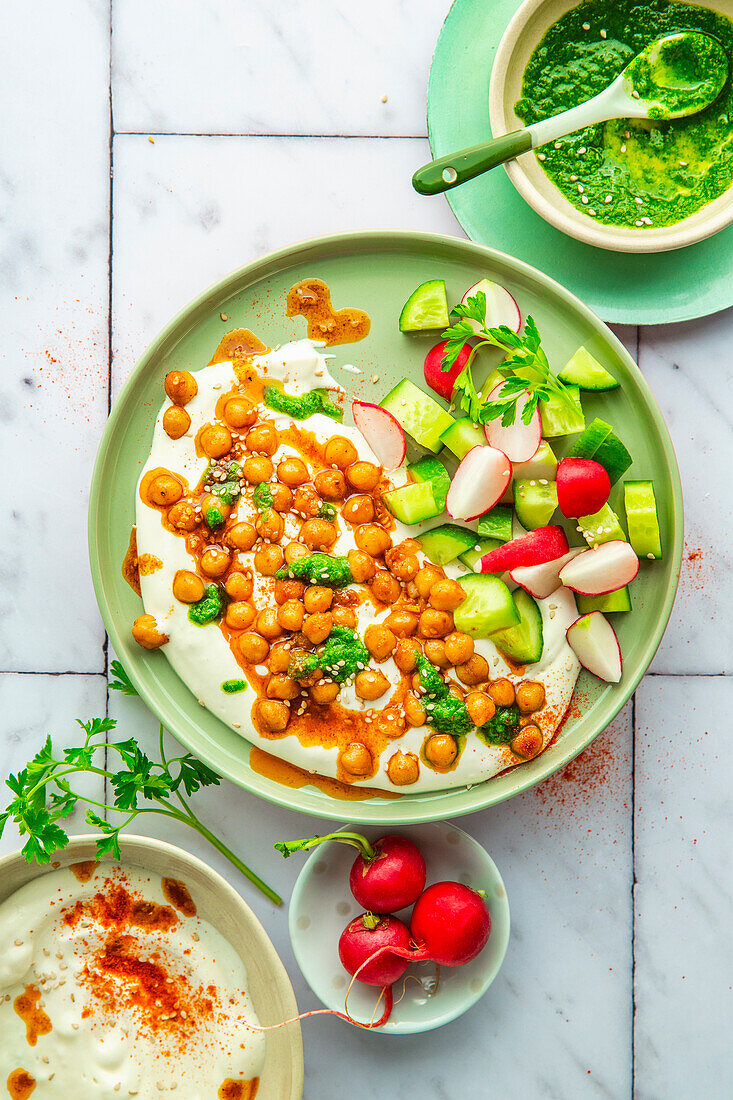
[415,655,473,736]
[252,481,274,514]
[623,32,728,118]
[515,0,733,228]
[275,552,352,587]
[289,625,370,685]
[188,583,225,626]
[203,460,243,506]
[221,678,248,693]
[263,386,344,422]
[476,704,521,747]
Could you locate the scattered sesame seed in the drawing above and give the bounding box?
[220,312,228,321]
[621,144,627,153]
[577,184,584,193]
[589,209,596,216]
[578,146,587,155]
[635,196,643,205]
[581,195,589,204]
[538,152,546,160]
[632,90,640,99]
[381,94,388,103]
[605,195,612,203]
[582,21,590,29]
[635,219,643,226]
[554,141,562,149]
[570,174,578,181]
[148,135,155,144]
[600,28,607,37]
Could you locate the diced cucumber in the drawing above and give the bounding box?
[381,379,454,453]
[569,417,613,457]
[559,346,619,391]
[382,481,441,525]
[513,479,558,529]
[418,523,477,565]
[477,505,513,542]
[459,538,502,571]
[570,418,632,484]
[398,279,449,332]
[577,589,632,614]
[624,480,662,559]
[539,384,584,437]
[453,574,519,637]
[490,589,544,664]
[513,440,558,481]
[479,369,507,400]
[408,456,451,511]
[440,417,485,459]
[578,503,627,547]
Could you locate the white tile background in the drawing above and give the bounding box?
[0,1,731,1096]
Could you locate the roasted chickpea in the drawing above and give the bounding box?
[456,654,490,686]
[167,501,198,530]
[332,605,358,629]
[301,518,337,551]
[419,608,454,639]
[277,599,305,631]
[256,509,285,543]
[293,486,321,518]
[238,632,270,664]
[274,577,305,603]
[375,707,406,739]
[284,541,309,565]
[424,733,458,768]
[424,639,450,668]
[339,741,372,777]
[255,608,283,641]
[404,693,427,727]
[200,546,231,578]
[223,599,255,630]
[227,521,257,552]
[355,524,392,557]
[303,586,333,613]
[225,570,254,601]
[415,564,443,599]
[172,569,205,604]
[347,548,376,583]
[466,691,496,727]
[242,455,274,484]
[268,643,292,674]
[394,637,422,673]
[364,624,397,662]
[310,679,340,705]
[346,460,381,492]
[266,674,300,701]
[385,550,419,581]
[510,723,543,760]
[341,494,375,525]
[200,423,232,459]
[255,698,290,733]
[488,678,516,707]
[245,422,277,456]
[162,405,190,440]
[370,570,401,605]
[270,483,293,512]
[324,435,358,469]
[444,631,474,666]
[447,681,466,702]
[429,578,466,611]
[200,493,231,526]
[386,751,420,786]
[132,614,168,650]
[254,544,285,576]
[164,369,197,406]
[223,396,257,429]
[354,668,390,701]
[147,474,182,507]
[314,469,346,500]
[277,456,309,487]
[516,680,546,714]
[303,612,333,645]
[383,610,419,637]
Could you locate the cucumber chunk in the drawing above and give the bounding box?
[440,417,485,459]
[490,588,544,664]
[408,455,451,511]
[453,574,519,637]
[513,479,558,529]
[578,503,627,547]
[380,379,454,453]
[570,417,632,484]
[559,347,619,391]
[624,480,662,559]
[513,440,558,481]
[382,481,441,525]
[577,589,632,614]
[418,523,477,565]
[399,279,450,332]
[539,384,585,437]
[477,505,513,542]
[459,538,502,571]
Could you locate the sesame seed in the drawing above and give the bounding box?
[632,90,640,99]
[578,146,587,155]
[570,174,579,181]
[621,144,627,153]
[635,196,643,205]
[589,209,596,216]
[605,195,612,203]
[577,184,584,194]
[581,195,589,204]
[538,152,546,160]
[635,219,643,226]
[582,21,590,29]
[600,28,607,38]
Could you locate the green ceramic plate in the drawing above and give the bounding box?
[426,0,733,324]
[89,230,682,825]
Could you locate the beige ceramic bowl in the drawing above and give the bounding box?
[488,0,733,252]
[0,834,303,1100]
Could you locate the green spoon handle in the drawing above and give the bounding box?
[412,130,533,196]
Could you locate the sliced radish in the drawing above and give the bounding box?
[446,445,512,521]
[461,279,521,334]
[509,548,584,599]
[557,457,611,518]
[351,400,406,470]
[566,612,623,683]
[480,525,569,573]
[559,541,639,595]
[483,384,541,463]
[424,339,472,401]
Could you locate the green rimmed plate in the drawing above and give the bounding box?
[426,0,733,324]
[89,230,682,825]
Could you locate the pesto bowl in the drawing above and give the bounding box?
[488,0,733,253]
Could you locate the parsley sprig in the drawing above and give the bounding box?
[0,713,281,905]
[441,292,577,426]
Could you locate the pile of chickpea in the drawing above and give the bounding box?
[133,368,549,789]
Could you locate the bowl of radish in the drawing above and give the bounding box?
[280,823,510,1034]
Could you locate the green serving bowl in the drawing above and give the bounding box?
[89,230,683,825]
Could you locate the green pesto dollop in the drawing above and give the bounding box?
[203,460,242,506]
[289,625,370,685]
[221,678,248,693]
[515,0,733,228]
[263,386,344,422]
[253,481,274,514]
[188,583,225,626]
[476,704,521,746]
[415,655,473,736]
[276,552,352,587]
[623,32,728,119]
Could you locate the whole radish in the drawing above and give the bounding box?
[556,457,611,518]
[338,913,412,986]
[424,339,472,401]
[411,882,491,966]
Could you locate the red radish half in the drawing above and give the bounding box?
[447,445,512,521]
[461,279,521,334]
[424,339,472,401]
[483,384,541,463]
[480,525,569,573]
[509,548,584,599]
[566,612,623,682]
[559,541,639,595]
[352,400,406,470]
[556,457,611,518]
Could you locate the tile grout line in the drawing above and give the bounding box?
[104,0,115,818]
[116,131,428,140]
